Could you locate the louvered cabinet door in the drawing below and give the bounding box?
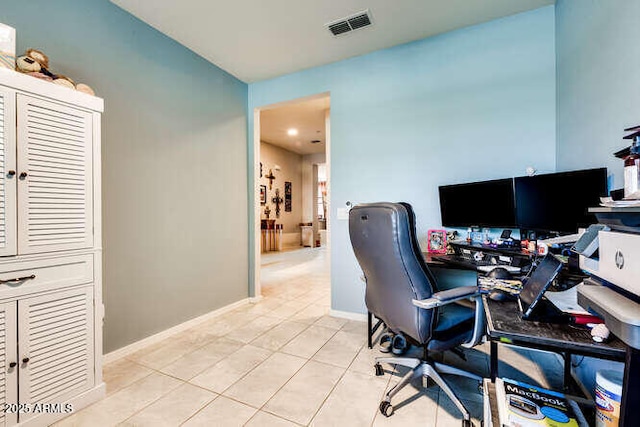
[16,95,93,255]
[0,88,17,257]
[17,287,94,421]
[0,302,17,427]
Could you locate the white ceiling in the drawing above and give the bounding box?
[260,95,329,155]
[111,0,553,83]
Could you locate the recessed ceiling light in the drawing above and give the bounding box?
[287,128,298,136]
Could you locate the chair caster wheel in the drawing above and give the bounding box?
[375,363,384,376]
[379,401,394,417]
[462,419,473,427]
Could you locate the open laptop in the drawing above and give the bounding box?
[518,254,565,321]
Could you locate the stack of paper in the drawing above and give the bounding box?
[600,197,640,207]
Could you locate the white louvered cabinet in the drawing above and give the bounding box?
[0,87,17,257]
[16,95,93,255]
[0,69,104,427]
[17,286,94,423]
[0,301,18,427]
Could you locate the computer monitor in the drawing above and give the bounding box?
[514,168,607,234]
[438,178,516,228]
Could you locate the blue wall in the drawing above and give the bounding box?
[556,0,640,189]
[1,0,249,353]
[249,6,557,313]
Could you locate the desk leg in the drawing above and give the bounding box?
[563,352,572,391]
[490,341,498,382]
[368,312,373,349]
[620,346,640,427]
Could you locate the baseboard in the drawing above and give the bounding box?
[249,295,263,303]
[329,309,367,322]
[103,298,250,364]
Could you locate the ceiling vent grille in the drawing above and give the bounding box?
[327,10,372,36]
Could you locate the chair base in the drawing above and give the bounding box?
[375,356,481,424]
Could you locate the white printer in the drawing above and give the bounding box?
[576,207,640,348]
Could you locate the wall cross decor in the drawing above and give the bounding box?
[272,188,284,218]
[264,205,271,219]
[265,169,276,189]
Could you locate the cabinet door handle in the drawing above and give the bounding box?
[19,172,27,179]
[8,362,16,368]
[0,274,36,284]
[22,358,29,364]
[7,170,15,177]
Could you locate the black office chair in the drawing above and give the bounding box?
[349,202,486,426]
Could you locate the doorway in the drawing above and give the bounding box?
[253,93,331,299]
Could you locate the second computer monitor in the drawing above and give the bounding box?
[514,168,607,234]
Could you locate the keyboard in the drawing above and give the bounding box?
[477,265,521,273]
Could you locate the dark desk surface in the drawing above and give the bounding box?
[484,296,626,360]
[423,252,473,270]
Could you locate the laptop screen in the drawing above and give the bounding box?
[519,254,563,318]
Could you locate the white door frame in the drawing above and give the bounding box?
[253,92,331,299]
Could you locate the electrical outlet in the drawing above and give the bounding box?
[337,208,350,220]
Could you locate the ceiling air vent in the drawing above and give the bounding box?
[327,10,372,36]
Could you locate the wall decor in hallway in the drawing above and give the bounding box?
[285,181,292,212]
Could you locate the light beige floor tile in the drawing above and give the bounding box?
[341,319,368,335]
[177,326,222,347]
[225,315,282,343]
[250,321,309,351]
[527,348,565,390]
[182,395,257,427]
[349,345,386,377]
[264,360,345,425]
[121,383,215,426]
[242,298,286,316]
[189,344,272,393]
[245,411,300,427]
[103,358,153,395]
[127,335,203,370]
[435,395,483,427]
[289,303,330,324]
[224,352,307,407]
[161,337,243,381]
[372,376,439,427]
[310,370,389,427]
[160,337,244,380]
[280,325,337,359]
[194,310,256,336]
[313,330,364,368]
[314,315,349,330]
[497,345,547,387]
[55,372,182,427]
[269,300,311,319]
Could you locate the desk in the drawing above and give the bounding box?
[483,296,626,387]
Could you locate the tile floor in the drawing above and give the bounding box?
[54,247,563,427]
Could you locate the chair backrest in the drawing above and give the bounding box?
[349,202,436,344]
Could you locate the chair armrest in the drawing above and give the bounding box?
[412,286,480,309]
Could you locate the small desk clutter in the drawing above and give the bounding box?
[0,24,104,426]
